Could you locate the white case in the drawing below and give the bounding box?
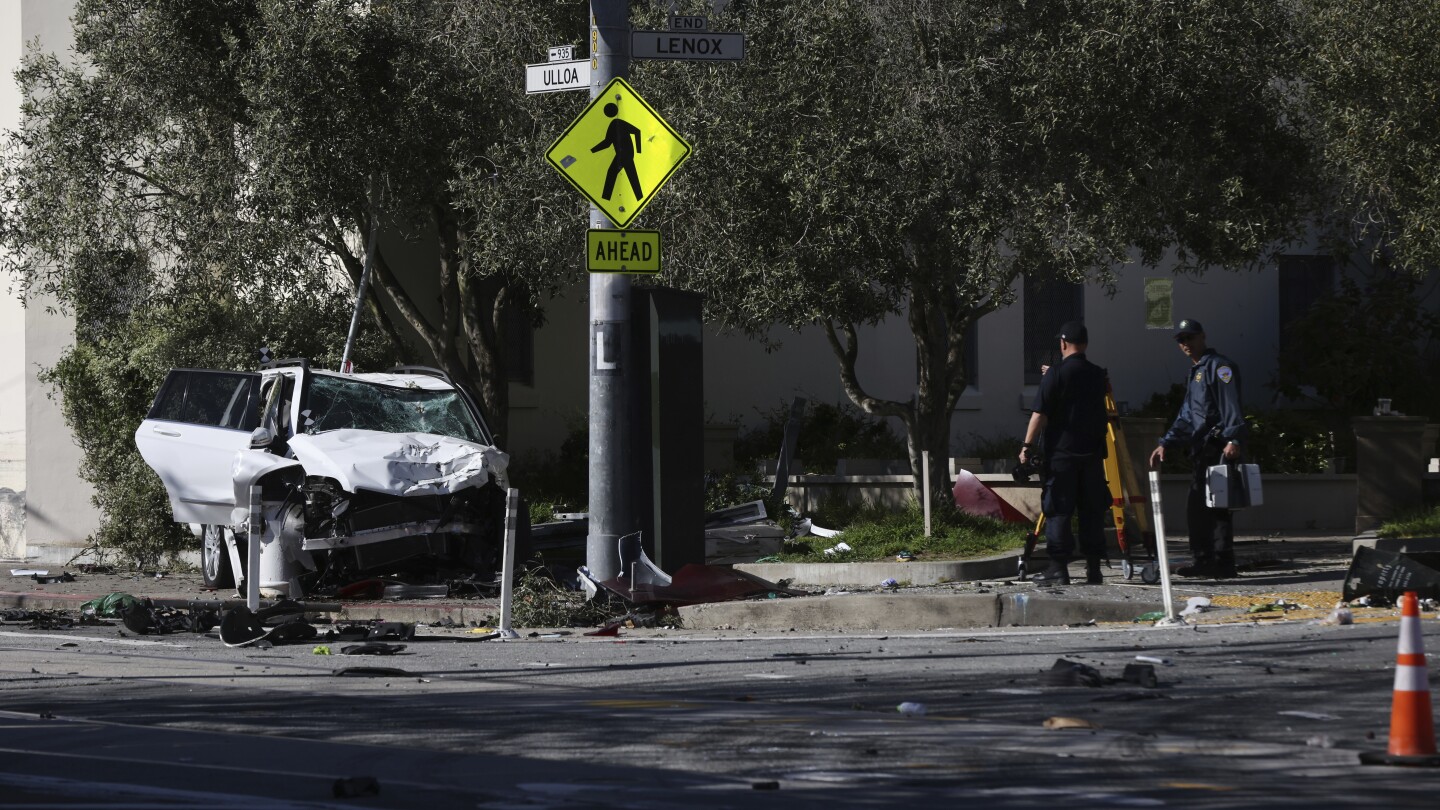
[1206,464,1263,509]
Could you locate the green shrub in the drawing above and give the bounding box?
[732,400,907,474]
[779,499,1027,562]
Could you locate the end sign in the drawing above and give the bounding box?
[587,229,660,274]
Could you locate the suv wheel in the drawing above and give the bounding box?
[201,524,235,589]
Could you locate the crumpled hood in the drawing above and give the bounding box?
[287,430,509,496]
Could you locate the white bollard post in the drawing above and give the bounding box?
[498,488,521,639]
[922,450,932,537]
[247,485,262,612]
[1147,471,1183,625]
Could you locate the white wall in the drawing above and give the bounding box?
[6,0,98,563]
[0,0,25,496]
[505,257,1286,464]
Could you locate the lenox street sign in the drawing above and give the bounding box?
[632,30,745,62]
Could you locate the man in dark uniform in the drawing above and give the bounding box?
[1018,321,1110,585]
[1148,318,1248,578]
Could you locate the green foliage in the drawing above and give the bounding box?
[956,432,1024,460]
[1276,273,1440,419]
[0,1,586,449]
[1300,2,1440,272]
[1378,506,1440,539]
[777,502,1027,564]
[509,418,588,516]
[1244,409,1351,474]
[643,0,1317,507]
[732,401,907,474]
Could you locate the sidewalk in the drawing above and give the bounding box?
[0,531,1373,631]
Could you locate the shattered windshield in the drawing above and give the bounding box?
[303,375,487,445]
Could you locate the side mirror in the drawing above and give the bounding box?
[249,426,273,450]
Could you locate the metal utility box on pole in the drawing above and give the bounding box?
[585,0,633,581]
[629,287,705,572]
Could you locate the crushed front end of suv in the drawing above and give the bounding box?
[135,360,513,598]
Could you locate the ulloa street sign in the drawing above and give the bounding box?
[545,77,692,229]
[525,59,590,94]
[587,229,660,274]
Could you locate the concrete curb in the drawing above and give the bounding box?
[735,550,1021,588]
[0,590,501,626]
[678,591,1160,631]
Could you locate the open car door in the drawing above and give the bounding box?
[135,369,263,525]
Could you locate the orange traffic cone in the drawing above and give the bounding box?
[1360,590,1440,766]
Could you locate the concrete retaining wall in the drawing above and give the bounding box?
[769,472,1357,532]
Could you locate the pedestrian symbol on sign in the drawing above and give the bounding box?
[545,78,691,229]
[592,103,643,201]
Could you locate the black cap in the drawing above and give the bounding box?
[1173,318,1204,338]
[1056,320,1088,344]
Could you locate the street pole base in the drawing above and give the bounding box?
[1359,751,1440,767]
[1153,616,1188,627]
[498,629,521,640]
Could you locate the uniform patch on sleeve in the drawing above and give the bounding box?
[1217,366,1233,384]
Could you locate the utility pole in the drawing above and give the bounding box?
[586,0,632,581]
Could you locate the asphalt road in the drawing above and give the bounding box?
[0,615,1437,808]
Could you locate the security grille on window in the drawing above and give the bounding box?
[1277,254,1336,374]
[504,304,535,386]
[1023,277,1083,385]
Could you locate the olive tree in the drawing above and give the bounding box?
[0,0,586,446]
[644,0,1318,503]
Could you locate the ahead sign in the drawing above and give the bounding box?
[632,30,745,62]
[587,229,660,274]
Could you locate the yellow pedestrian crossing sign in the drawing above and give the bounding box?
[546,77,691,229]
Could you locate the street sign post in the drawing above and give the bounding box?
[587,229,660,274]
[632,29,745,61]
[545,77,691,229]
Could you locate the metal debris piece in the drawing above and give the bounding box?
[340,642,407,655]
[1042,658,1104,688]
[332,667,408,678]
[1044,716,1100,730]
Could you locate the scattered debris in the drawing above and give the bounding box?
[1042,658,1104,688]
[121,599,219,635]
[1134,655,1172,666]
[1319,603,1354,626]
[382,584,448,600]
[313,646,332,655]
[1132,611,1166,623]
[341,642,406,655]
[9,569,48,577]
[1344,546,1440,602]
[79,593,141,619]
[31,572,76,584]
[332,776,381,799]
[1043,716,1099,730]
[1279,710,1340,722]
[880,578,899,588]
[1178,597,1212,617]
[332,667,408,678]
[1121,663,1159,688]
[896,702,927,716]
[823,541,853,556]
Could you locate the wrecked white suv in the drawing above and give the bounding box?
[135,360,512,598]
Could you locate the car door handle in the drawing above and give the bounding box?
[152,427,182,437]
